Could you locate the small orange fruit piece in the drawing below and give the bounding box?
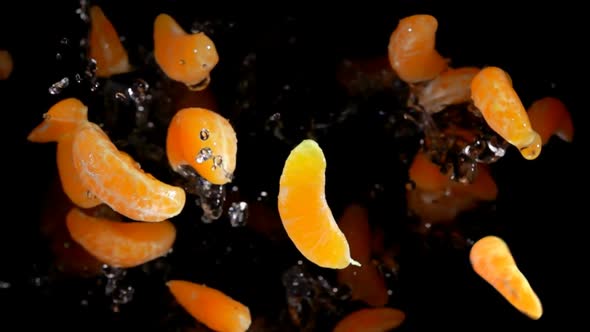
[527,96,574,145]
[0,49,13,80]
[278,139,360,269]
[154,14,219,90]
[167,280,251,332]
[471,67,542,160]
[88,6,132,78]
[333,307,406,332]
[72,122,186,222]
[470,236,543,320]
[66,207,176,268]
[388,14,448,83]
[27,98,89,143]
[166,107,237,185]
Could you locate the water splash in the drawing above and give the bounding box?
[127,79,151,127]
[49,77,70,95]
[102,265,134,312]
[228,201,248,227]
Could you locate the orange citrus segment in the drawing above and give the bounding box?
[470,236,543,320]
[57,133,102,208]
[0,49,13,80]
[408,151,450,192]
[66,207,176,268]
[27,98,89,143]
[278,139,360,269]
[88,6,131,78]
[154,14,219,90]
[527,96,574,144]
[167,280,251,332]
[166,107,237,185]
[72,122,186,222]
[333,308,406,332]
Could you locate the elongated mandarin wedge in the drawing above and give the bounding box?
[66,207,176,268]
[0,49,13,80]
[89,6,131,78]
[278,139,360,269]
[408,151,450,192]
[166,107,237,185]
[338,204,388,307]
[470,236,543,320]
[27,98,89,143]
[57,133,101,208]
[154,14,219,91]
[527,96,574,145]
[388,14,448,83]
[418,67,480,113]
[167,280,251,332]
[333,308,406,332]
[72,122,186,222]
[471,67,542,160]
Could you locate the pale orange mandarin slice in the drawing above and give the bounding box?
[27,98,89,143]
[0,49,13,80]
[388,14,448,83]
[470,236,543,320]
[72,122,186,222]
[418,67,480,113]
[66,207,176,268]
[88,6,131,78]
[57,133,102,208]
[408,151,450,193]
[471,67,542,160]
[278,139,360,269]
[166,107,237,185]
[527,96,574,145]
[333,308,406,332]
[167,280,251,332]
[154,14,219,90]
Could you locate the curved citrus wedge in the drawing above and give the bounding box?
[27,98,89,143]
[167,280,251,332]
[0,49,13,80]
[278,139,360,269]
[72,122,186,222]
[89,5,131,78]
[333,307,406,332]
[66,207,176,268]
[527,96,574,144]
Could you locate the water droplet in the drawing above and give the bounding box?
[60,37,70,45]
[200,129,210,141]
[196,147,212,163]
[0,281,11,289]
[269,113,281,121]
[114,92,127,101]
[76,0,90,22]
[55,53,62,60]
[228,201,248,227]
[74,73,83,83]
[80,299,89,306]
[49,77,70,95]
[86,190,95,199]
[211,155,223,170]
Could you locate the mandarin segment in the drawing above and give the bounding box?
[333,308,406,332]
[66,207,176,268]
[72,122,186,222]
[388,14,448,83]
[527,96,574,144]
[417,67,480,113]
[89,6,132,78]
[154,14,219,90]
[167,280,251,332]
[27,98,89,143]
[471,67,542,160]
[278,139,360,269]
[470,236,543,320]
[166,107,237,185]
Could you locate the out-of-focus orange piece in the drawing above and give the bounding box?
[333,307,406,332]
[0,49,13,80]
[27,98,89,143]
[337,204,389,307]
[470,236,543,320]
[527,96,574,145]
[166,107,237,185]
[417,67,480,113]
[278,139,360,269]
[66,207,176,268]
[471,67,542,160]
[154,14,219,91]
[88,6,132,78]
[388,14,448,83]
[72,122,186,222]
[167,280,251,332]
[407,151,450,193]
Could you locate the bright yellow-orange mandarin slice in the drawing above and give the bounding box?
[527,96,574,145]
[27,98,89,143]
[167,280,251,332]
[470,236,543,320]
[333,308,406,332]
[166,107,237,185]
[88,6,131,78]
[471,67,542,160]
[66,207,176,268]
[72,122,186,222]
[278,139,360,269]
[154,14,219,91]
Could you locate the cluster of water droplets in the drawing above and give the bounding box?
[101,265,135,312]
